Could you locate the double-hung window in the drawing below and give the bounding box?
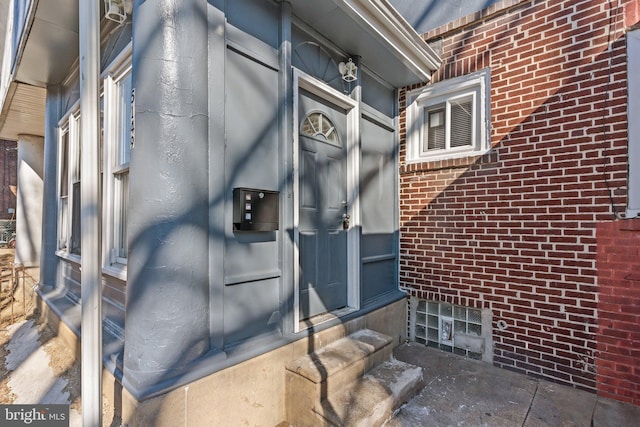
[103,50,132,276]
[57,109,82,257]
[406,69,490,163]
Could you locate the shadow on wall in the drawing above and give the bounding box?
[92,2,404,424]
[399,2,628,394]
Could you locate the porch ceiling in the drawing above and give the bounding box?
[15,0,79,88]
[0,0,78,140]
[288,0,441,87]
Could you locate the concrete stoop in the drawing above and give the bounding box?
[285,329,424,427]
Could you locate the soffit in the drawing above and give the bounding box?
[0,82,46,140]
[288,0,441,87]
[15,0,79,87]
[0,0,77,140]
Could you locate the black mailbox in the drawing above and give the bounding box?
[233,188,279,231]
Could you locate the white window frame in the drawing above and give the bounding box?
[627,29,640,218]
[406,68,490,163]
[101,45,132,279]
[56,105,82,261]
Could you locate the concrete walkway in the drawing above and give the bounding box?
[387,343,640,427]
[4,319,81,426]
[4,316,639,426]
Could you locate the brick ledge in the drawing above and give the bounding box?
[400,150,499,174]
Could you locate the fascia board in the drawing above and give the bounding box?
[335,0,441,81]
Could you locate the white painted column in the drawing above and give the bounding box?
[79,1,102,426]
[15,134,43,267]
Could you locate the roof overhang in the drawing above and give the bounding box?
[0,0,79,139]
[288,0,441,87]
[0,0,441,140]
[0,81,45,140]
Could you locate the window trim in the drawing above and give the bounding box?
[406,68,490,163]
[102,46,132,277]
[56,104,82,258]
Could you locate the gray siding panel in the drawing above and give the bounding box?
[362,259,396,301]
[227,0,279,49]
[223,45,281,345]
[59,259,82,301]
[223,278,280,344]
[102,275,126,334]
[361,71,395,119]
[360,113,397,301]
[57,258,126,336]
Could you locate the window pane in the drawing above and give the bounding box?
[117,171,129,259]
[60,132,69,197]
[100,95,104,173]
[118,73,132,166]
[425,106,445,151]
[74,115,82,180]
[301,112,340,145]
[70,181,81,255]
[450,96,473,148]
[59,197,68,249]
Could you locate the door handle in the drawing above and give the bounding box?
[342,213,350,230]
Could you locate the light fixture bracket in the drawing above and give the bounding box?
[104,0,132,24]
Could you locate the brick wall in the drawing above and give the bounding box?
[0,139,17,220]
[399,0,637,396]
[596,220,640,405]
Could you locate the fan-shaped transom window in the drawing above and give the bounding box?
[301,112,340,145]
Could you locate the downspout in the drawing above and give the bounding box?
[79,1,102,426]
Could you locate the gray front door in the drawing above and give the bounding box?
[298,89,349,320]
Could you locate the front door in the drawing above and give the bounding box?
[298,88,349,320]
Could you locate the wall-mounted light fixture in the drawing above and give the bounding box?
[338,58,358,82]
[104,0,133,24]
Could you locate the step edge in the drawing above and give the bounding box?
[316,360,424,427]
[285,329,393,383]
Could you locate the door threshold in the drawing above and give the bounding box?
[298,306,357,332]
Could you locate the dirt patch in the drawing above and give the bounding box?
[0,329,16,404]
[0,249,119,426]
[0,248,36,405]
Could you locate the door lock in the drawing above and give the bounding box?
[342,213,350,230]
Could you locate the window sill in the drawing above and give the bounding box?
[401,149,497,174]
[102,264,127,282]
[625,209,640,220]
[56,250,81,264]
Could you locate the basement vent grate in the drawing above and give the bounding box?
[410,298,492,362]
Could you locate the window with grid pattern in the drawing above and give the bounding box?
[103,53,132,273]
[57,112,81,256]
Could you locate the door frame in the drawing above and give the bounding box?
[293,68,361,332]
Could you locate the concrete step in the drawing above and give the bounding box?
[285,329,395,426]
[317,359,424,427]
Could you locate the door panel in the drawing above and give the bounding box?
[298,89,348,319]
[301,149,317,209]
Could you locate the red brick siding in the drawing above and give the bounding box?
[596,220,640,405]
[399,0,637,395]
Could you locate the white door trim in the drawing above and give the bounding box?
[293,68,361,332]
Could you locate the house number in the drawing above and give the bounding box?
[130,87,135,149]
